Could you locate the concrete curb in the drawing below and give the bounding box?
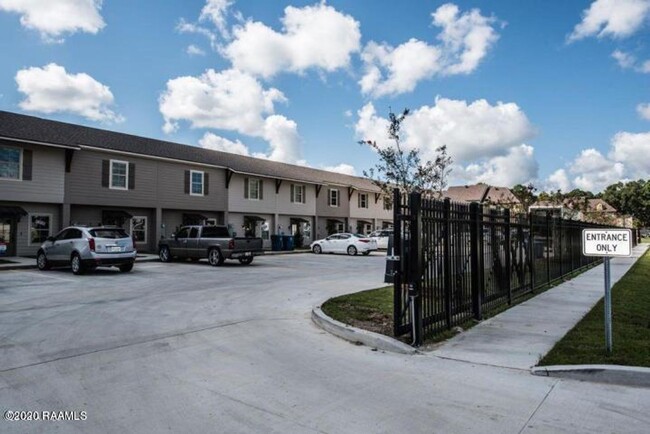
[532,365,650,388]
[311,306,418,355]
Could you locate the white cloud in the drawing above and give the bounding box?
[160,68,304,164]
[456,144,538,186]
[568,0,650,42]
[545,132,650,192]
[611,49,650,72]
[322,163,356,176]
[15,63,122,123]
[546,169,572,192]
[223,2,361,78]
[159,68,286,135]
[0,0,105,42]
[355,98,535,163]
[199,132,249,156]
[200,0,233,39]
[637,102,650,120]
[177,18,217,49]
[186,44,206,56]
[360,3,499,97]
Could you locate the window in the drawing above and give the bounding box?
[383,196,392,211]
[202,226,230,238]
[329,189,340,207]
[64,229,83,240]
[176,227,190,238]
[358,193,368,209]
[205,218,217,226]
[29,214,51,245]
[0,146,21,180]
[110,160,129,190]
[130,216,147,244]
[190,170,204,196]
[89,228,129,239]
[248,178,261,200]
[189,227,199,238]
[291,184,305,204]
[336,222,344,233]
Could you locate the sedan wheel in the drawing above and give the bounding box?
[312,244,322,254]
[37,251,50,270]
[347,245,357,256]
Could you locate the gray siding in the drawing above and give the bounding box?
[156,162,227,211]
[350,190,393,221]
[9,202,61,257]
[316,184,350,217]
[0,141,65,203]
[228,174,277,214]
[276,182,316,216]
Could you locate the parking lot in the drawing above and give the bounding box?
[2,253,649,433]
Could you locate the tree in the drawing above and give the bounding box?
[359,108,453,198]
[601,179,650,227]
[511,183,537,212]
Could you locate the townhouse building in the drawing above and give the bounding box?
[0,111,392,256]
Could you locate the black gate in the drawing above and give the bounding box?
[392,189,637,346]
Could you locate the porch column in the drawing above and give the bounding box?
[61,203,71,228]
[155,207,163,243]
[274,213,280,234]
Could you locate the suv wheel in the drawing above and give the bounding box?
[37,251,51,270]
[119,263,134,273]
[208,248,224,266]
[71,253,85,275]
[347,245,357,256]
[159,246,172,262]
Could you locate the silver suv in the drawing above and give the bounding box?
[37,226,137,275]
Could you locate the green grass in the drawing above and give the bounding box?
[540,249,650,367]
[642,237,650,244]
[321,286,394,336]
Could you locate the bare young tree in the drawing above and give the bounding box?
[359,108,453,198]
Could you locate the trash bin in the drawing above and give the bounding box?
[282,235,294,251]
[271,235,283,251]
[0,242,6,257]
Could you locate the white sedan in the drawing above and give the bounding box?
[310,233,378,256]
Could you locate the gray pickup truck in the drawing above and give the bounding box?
[158,225,264,266]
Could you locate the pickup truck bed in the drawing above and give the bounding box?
[158,225,264,266]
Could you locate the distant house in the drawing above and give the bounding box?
[442,183,521,210]
[529,198,633,227]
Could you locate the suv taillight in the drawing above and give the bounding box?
[88,237,96,252]
[228,239,235,249]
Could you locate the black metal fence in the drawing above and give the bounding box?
[391,189,639,345]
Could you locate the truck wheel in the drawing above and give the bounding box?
[71,253,85,275]
[239,257,254,265]
[159,246,172,262]
[208,248,224,266]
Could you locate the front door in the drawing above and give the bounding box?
[0,217,16,257]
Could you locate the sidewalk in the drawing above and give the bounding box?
[430,244,649,370]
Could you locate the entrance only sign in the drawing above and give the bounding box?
[582,229,632,257]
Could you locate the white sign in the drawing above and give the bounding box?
[582,229,632,257]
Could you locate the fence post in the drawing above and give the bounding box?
[558,217,563,277]
[469,202,482,320]
[392,188,402,338]
[529,212,535,292]
[504,208,512,305]
[546,212,551,286]
[443,198,452,330]
[408,192,423,346]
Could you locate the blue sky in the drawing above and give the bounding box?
[0,0,649,192]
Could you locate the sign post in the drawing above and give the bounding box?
[582,228,632,355]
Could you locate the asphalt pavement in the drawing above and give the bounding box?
[1,252,648,433]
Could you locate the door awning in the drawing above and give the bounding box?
[0,206,27,218]
[290,217,310,224]
[327,218,344,224]
[183,213,207,221]
[102,210,133,220]
[356,219,373,225]
[244,215,266,222]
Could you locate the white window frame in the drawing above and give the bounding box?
[329,188,340,207]
[130,216,148,245]
[383,196,392,211]
[205,218,217,226]
[0,145,22,181]
[248,178,261,200]
[28,213,52,246]
[190,170,204,196]
[109,159,129,190]
[292,184,305,204]
[358,193,368,209]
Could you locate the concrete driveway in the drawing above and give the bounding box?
[1,253,649,433]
